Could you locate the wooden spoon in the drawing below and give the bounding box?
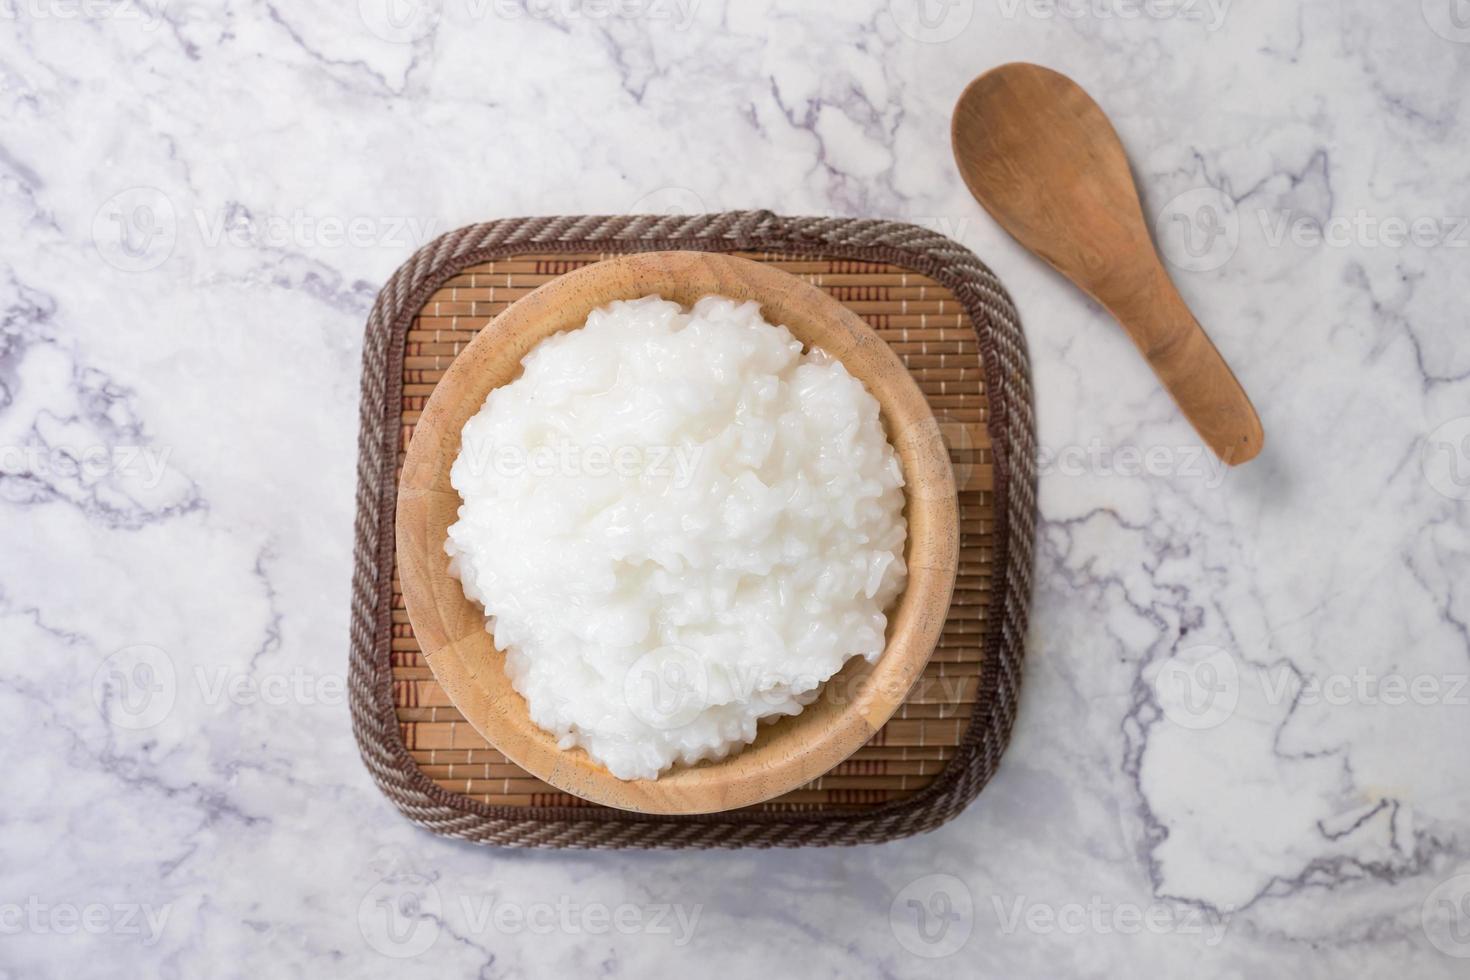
[951,63,1263,465]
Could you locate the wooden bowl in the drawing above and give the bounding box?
[396,251,959,814]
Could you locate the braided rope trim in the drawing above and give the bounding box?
[349,212,1037,848]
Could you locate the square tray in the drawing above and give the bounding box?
[349,212,1036,848]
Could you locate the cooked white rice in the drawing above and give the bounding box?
[446,295,907,780]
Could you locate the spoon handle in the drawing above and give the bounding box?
[1098,257,1264,464]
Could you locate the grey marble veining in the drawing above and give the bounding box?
[1,1,1468,976]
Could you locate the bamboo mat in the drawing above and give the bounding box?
[390,251,995,812]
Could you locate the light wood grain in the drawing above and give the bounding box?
[395,251,960,814]
[952,62,1263,464]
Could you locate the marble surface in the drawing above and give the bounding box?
[2,1,1468,976]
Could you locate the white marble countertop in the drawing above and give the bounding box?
[3,2,1469,976]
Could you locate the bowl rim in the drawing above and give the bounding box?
[394,250,959,814]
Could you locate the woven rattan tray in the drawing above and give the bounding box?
[349,212,1035,848]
